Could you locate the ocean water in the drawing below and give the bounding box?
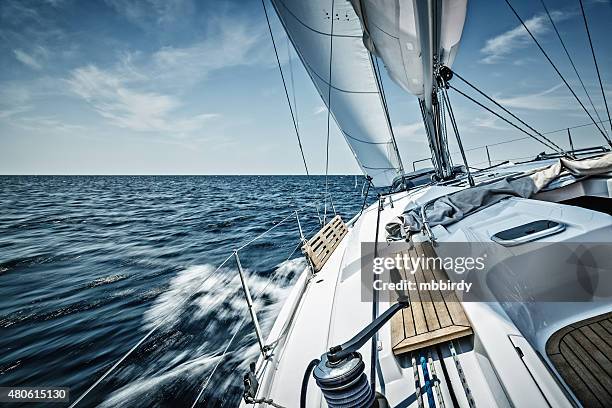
[0,175,374,407]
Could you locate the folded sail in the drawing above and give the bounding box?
[353,0,467,100]
[352,0,468,179]
[269,0,404,187]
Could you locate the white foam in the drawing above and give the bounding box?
[102,257,306,406]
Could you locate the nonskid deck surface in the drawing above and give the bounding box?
[546,311,612,407]
[390,242,473,354]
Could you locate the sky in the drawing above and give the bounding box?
[0,0,611,175]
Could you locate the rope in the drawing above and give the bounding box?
[72,203,318,407]
[503,0,611,145]
[190,318,246,408]
[68,252,234,408]
[250,398,286,408]
[578,0,612,139]
[449,84,562,153]
[440,87,474,186]
[323,0,336,225]
[236,211,298,252]
[463,119,612,153]
[451,71,564,153]
[544,118,612,135]
[287,37,299,135]
[373,55,405,176]
[539,0,604,129]
[191,235,308,407]
[261,0,311,174]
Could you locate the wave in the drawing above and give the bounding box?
[100,257,306,407]
[87,274,129,288]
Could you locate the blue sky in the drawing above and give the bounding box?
[0,0,611,175]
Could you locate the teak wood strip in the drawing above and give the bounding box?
[301,215,347,272]
[390,242,472,355]
[546,311,612,407]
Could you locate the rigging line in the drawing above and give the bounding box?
[579,0,612,138]
[282,34,323,226]
[323,0,336,225]
[374,55,405,176]
[449,84,561,152]
[539,0,604,129]
[287,37,299,134]
[69,252,234,408]
[261,0,310,175]
[455,118,612,155]
[236,210,298,252]
[503,0,611,145]
[194,230,313,407]
[190,318,246,408]
[441,88,475,186]
[451,70,564,153]
[543,118,611,134]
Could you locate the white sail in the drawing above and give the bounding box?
[269,0,404,187]
[353,0,467,100]
[353,0,468,179]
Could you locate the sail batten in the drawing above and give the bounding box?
[270,0,404,187]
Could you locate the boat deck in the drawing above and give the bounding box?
[390,242,473,354]
[546,311,612,408]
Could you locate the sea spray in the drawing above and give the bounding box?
[101,257,306,407]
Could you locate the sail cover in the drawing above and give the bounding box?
[269,0,404,187]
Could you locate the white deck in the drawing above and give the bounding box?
[242,167,612,408]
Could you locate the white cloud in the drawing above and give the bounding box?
[313,106,326,115]
[0,84,32,119]
[472,115,506,130]
[14,49,43,70]
[67,65,219,133]
[63,10,272,134]
[105,0,194,28]
[480,11,569,64]
[12,115,86,133]
[394,122,425,141]
[150,16,269,85]
[0,106,30,119]
[496,83,574,110]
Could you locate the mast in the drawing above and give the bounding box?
[351,0,467,179]
[420,0,453,179]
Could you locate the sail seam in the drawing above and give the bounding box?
[303,62,378,94]
[369,21,400,40]
[342,130,394,145]
[361,164,398,170]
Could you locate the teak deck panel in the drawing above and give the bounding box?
[546,311,612,408]
[390,242,472,355]
[302,215,347,272]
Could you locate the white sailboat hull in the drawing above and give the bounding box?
[241,159,612,408]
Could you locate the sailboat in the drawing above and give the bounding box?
[63,1,612,407]
[232,1,612,408]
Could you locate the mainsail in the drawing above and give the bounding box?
[269,0,404,187]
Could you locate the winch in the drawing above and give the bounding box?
[301,300,409,408]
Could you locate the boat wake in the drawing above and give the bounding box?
[99,257,305,407]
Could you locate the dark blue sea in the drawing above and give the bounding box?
[0,175,374,407]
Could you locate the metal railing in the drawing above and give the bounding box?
[411,119,612,172]
[69,207,322,408]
